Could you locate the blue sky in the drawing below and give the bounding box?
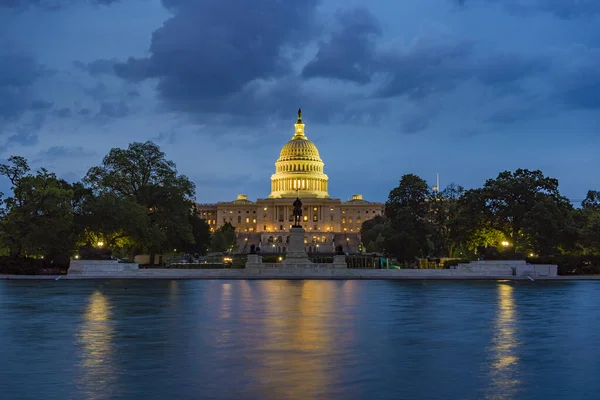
[0,0,599,204]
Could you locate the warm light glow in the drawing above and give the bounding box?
[75,255,79,259]
[529,253,534,257]
[244,238,248,241]
[77,290,116,393]
[501,241,510,247]
[486,283,521,396]
[278,256,283,261]
[97,241,104,247]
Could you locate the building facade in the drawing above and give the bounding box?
[197,110,384,254]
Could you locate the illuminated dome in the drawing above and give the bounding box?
[269,109,330,199]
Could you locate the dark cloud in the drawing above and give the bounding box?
[115,0,320,116]
[153,129,177,145]
[96,100,130,119]
[376,33,475,98]
[73,58,119,77]
[302,7,381,84]
[82,81,111,101]
[451,0,600,19]
[0,0,119,11]
[375,32,548,100]
[472,53,549,87]
[559,50,600,110]
[37,145,96,160]
[0,49,51,122]
[0,48,53,149]
[53,107,72,118]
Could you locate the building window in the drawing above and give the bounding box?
[322,236,326,243]
[357,217,361,224]
[303,216,308,222]
[342,217,346,224]
[280,225,283,231]
[313,215,318,222]
[330,215,334,221]
[349,218,353,223]
[264,225,267,231]
[263,214,267,221]
[223,218,226,223]
[312,236,318,243]
[237,216,241,223]
[252,218,256,223]
[245,217,250,223]
[313,225,317,230]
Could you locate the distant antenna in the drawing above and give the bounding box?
[432,173,440,192]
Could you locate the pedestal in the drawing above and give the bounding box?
[282,227,312,266]
[332,254,348,268]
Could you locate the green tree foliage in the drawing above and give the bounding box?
[383,174,433,262]
[83,141,196,263]
[0,157,77,263]
[210,222,237,253]
[360,216,396,253]
[575,190,600,254]
[180,206,211,255]
[429,183,465,257]
[462,169,574,255]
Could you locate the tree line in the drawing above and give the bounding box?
[361,171,600,270]
[0,141,235,272]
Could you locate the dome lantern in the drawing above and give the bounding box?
[269,109,330,199]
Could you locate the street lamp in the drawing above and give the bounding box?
[501,241,510,247]
[97,241,104,247]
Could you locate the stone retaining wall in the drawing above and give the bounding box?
[68,260,139,275]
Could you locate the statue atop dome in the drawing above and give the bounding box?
[297,108,302,123]
[292,197,303,227]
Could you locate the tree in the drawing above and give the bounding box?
[575,191,600,255]
[84,141,196,264]
[429,183,465,257]
[180,207,211,255]
[0,158,77,263]
[582,190,600,212]
[361,216,396,254]
[210,222,237,253]
[384,174,434,262]
[462,169,572,256]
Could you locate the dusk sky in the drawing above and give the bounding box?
[1,0,599,204]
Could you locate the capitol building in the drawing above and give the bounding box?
[197,110,384,254]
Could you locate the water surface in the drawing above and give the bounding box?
[1,279,599,399]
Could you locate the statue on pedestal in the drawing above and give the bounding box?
[292,197,303,227]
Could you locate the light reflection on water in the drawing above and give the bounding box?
[1,280,600,400]
[486,282,520,399]
[76,290,116,399]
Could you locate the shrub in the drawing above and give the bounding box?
[0,257,46,275]
[528,255,600,275]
